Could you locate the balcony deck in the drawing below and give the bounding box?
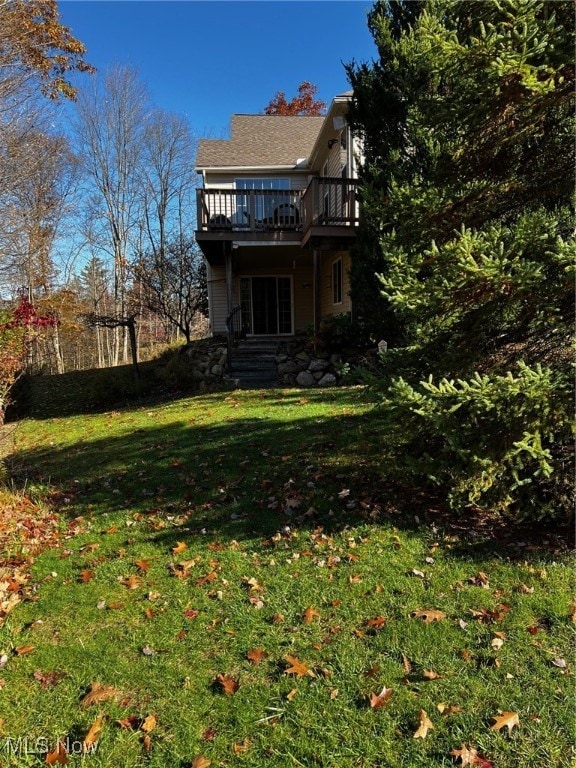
[196,178,359,257]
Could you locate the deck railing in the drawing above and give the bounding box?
[196,178,359,235]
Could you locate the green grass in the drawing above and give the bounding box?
[1,381,573,767]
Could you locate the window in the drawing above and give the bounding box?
[235,178,290,222]
[332,258,343,305]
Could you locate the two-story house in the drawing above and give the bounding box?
[195,91,359,347]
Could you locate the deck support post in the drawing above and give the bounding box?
[313,250,322,347]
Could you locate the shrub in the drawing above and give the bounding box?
[376,362,574,522]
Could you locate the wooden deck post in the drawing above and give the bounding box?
[313,250,322,339]
[225,244,233,315]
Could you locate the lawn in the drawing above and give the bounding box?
[0,381,573,767]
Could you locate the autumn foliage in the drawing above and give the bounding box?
[0,294,57,419]
[264,81,326,116]
[0,0,94,100]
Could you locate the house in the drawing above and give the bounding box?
[195,92,360,347]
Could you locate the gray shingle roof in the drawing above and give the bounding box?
[196,115,325,169]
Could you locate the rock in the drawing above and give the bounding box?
[296,351,310,362]
[309,358,329,373]
[276,354,288,363]
[278,361,299,376]
[211,364,223,376]
[313,371,324,380]
[296,371,316,387]
[318,373,337,387]
[192,369,204,381]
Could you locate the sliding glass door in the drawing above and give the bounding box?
[240,277,292,335]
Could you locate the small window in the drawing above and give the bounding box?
[332,258,343,305]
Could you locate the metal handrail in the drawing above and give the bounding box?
[225,305,243,372]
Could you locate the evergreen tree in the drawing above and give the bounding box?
[346,0,574,520]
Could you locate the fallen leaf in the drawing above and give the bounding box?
[369,686,392,709]
[246,647,268,665]
[80,570,95,583]
[45,739,69,765]
[15,645,35,656]
[284,655,315,678]
[491,637,505,650]
[365,615,387,630]
[233,738,251,755]
[116,715,140,730]
[437,702,462,715]
[33,670,65,688]
[551,657,567,668]
[286,688,298,701]
[120,574,141,590]
[172,541,187,554]
[141,714,157,732]
[216,673,239,695]
[411,609,446,623]
[83,714,104,753]
[401,655,412,674]
[303,606,320,623]
[135,559,151,572]
[490,711,520,734]
[423,669,440,680]
[450,744,480,765]
[81,682,119,708]
[191,757,211,768]
[411,569,425,579]
[329,688,339,700]
[413,709,434,739]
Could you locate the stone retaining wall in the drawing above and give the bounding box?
[276,339,341,388]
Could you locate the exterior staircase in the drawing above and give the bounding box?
[227,339,280,389]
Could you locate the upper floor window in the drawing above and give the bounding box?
[235,178,290,222]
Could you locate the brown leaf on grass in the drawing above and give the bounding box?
[303,606,320,623]
[80,570,95,583]
[116,715,140,730]
[216,673,239,695]
[135,559,151,572]
[286,688,298,701]
[369,686,392,709]
[365,616,387,631]
[81,682,120,708]
[423,669,441,680]
[45,739,69,765]
[284,655,315,678]
[246,647,268,665]
[469,572,490,588]
[490,711,519,734]
[411,609,446,623]
[142,733,152,752]
[450,744,480,765]
[437,702,462,716]
[15,645,35,656]
[172,541,187,554]
[401,655,412,674]
[83,714,104,753]
[413,709,434,739]
[33,670,65,688]
[233,738,251,755]
[191,757,211,768]
[141,714,157,732]
[184,609,199,619]
[196,571,217,586]
[120,574,141,590]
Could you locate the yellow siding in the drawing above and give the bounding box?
[208,262,314,335]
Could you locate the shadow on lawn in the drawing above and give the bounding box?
[9,390,571,558]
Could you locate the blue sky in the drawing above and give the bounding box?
[59,1,377,137]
